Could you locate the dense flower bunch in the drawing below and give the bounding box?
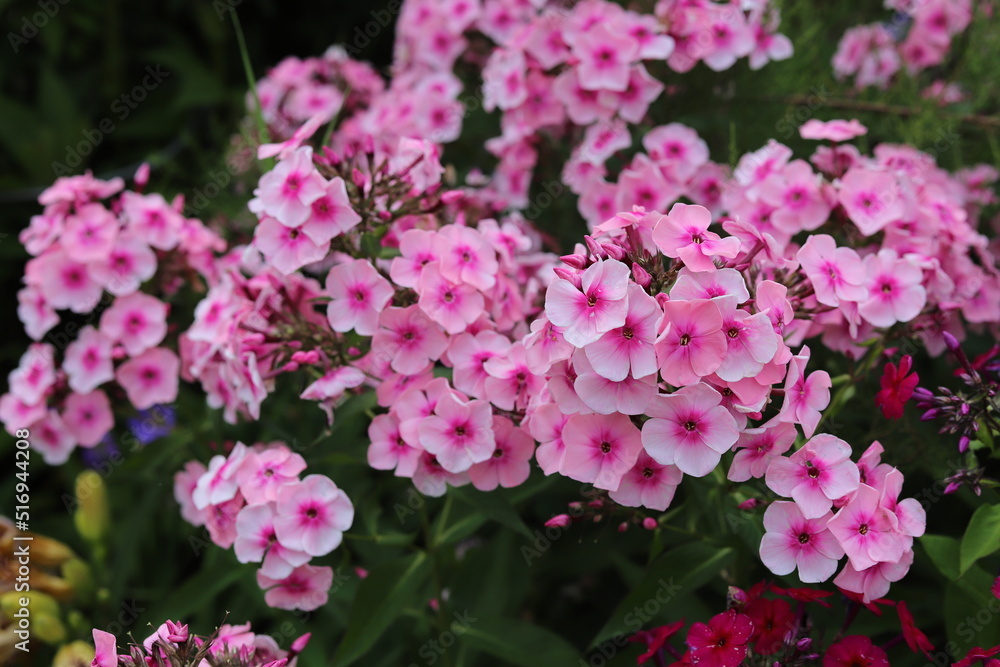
[174,441,351,610]
[625,582,940,667]
[832,0,972,89]
[90,620,309,667]
[255,47,385,141]
[721,121,999,358]
[1,171,225,464]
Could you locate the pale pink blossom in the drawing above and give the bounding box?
[642,383,739,477]
[760,501,844,583]
[765,434,860,519]
[325,259,395,336]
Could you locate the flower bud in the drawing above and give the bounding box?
[642,517,658,530]
[290,632,312,654]
[560,254,588,270]
[74,471,110,545]
[631,262,652,288]
[617,521,629,533]
[165,620,189,643]
[544,514,572,528]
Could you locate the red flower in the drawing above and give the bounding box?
[838,588,896,615]
[954,645,1000,667]
[768,583,835,607]
[824,636,889,667]
[875,355,919,419]
[991,574,1000,600]
[744,597,795,655]
[896,600,934,658]
[685,610,753,667]
[629,620,686,665]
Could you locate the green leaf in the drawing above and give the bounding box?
[448,486,533,540]
[945,562,1000,654]
[591,542,734,646]
[333,552,431,666]
[459,616,580,666]
[920,534,961,580]
[144,558,246,623]
[959,503,1000,575]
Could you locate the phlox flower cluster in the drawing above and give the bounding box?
[174,441,351,611]
[719,122,1000,358]
[1,171,224,465]
[254,46,385,141]
[91,618,309,667]
[832,0,972,89]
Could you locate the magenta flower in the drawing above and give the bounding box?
[797,234,868,307]
[274,474,353,557]
[714,296,779,382]
[253,216,330,275]
[257,563,333,611]
[642,383,739,477]
[834,549,914,604]
[468,416,534,491]
[235,504,309,579]
[372,306,449,376]
[669,267,750,303]
[90,234,157,296]
[8,343,56,405]
[367,413,420,477]
[61,390,114,448]
[776,346,831,438]
[652,203,740,272]
[417,393,496,473]
[573,351,657,416]
[545,258,630,347]
[115,347,180,410]
[418,264,485,335]
[685,610,753,667]
[325,259,394,336]
[99,292,169,356]
[447,331,511,398]
[858,249,927,327]
[236,446,307,505]
[799,118,867,142]
[760,501,845,583]
[584,284,661,382]
[727,419,797,482]
[838,167,906,236]
[250,146,327,228]
[827,483,908,571]
[301,177,360,245]
[765,434,860,519]
[63,327,114,394]
[570,23,636,92]
[609,451,683,511]
[759,160,831,232]
[654,298,726,387]
[560,413,642,492]
[437,225,499,291]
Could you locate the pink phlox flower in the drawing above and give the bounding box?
[641,382,739,478]
[274,474,353,557]
[652,203,740,272]
[654,297,726,387]
[827,483,908,571]
[765,433,861,519]
[609,451,683,511]
[776,346,831,438]
[583,283,661,382]
[417,392,496,473]
[544,258,630,347]
[325,259,395,336]
[727,419,796,482]
[468,416,534,491]
[760,501,845,583]
[559,412,642,492]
